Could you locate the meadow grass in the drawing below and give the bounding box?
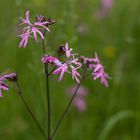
[0,0,140,139]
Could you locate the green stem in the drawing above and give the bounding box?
[15,82,47,140]
[41,33,51,140]
[45,63,51,140]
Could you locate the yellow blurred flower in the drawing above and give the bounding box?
[32,0,46,6]
[103,46,116,58]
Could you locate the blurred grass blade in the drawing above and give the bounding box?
[98,111,135,140]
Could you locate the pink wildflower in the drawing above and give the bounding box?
[102,0,113,9]
[73,98,86,112]
[0,73,17,97]
[81,53,111,87]
[53,63,68,81]
[94,0,114,18]
[66,85,88,112]
[19,10,51,48]
[53,43,82,83]
[67,85,88,97]
[41,55,62,67]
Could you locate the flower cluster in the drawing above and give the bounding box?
[41,42,111,86]
[0,73,17,97]
[18,10,111,86]
[19,10,54,48]
[81,53,111,87]
[42,43,82,83]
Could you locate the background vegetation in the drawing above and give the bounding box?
[0,0,140,139]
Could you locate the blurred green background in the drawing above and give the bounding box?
[0,0,140,140]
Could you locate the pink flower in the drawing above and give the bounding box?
[93,64,111,87]
[67,85,88,97]
[0,73,17,97]
[81,53,100,64]
[94,0,114,18]
[53,63,68,81]
[41,55,62,67]
[41,43,82,83]
[73,98,87,112]
[53,43,82,83]
[81,53,111,87]
[102,0,113,9]
[66,85,88,112]
[19,10,51,48]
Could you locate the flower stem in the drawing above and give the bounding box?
[45,64,51,140]
[50,68,87,139]
[41,32,51,140]
[15,82,47,140]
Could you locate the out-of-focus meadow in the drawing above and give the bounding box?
[0,0,140,139]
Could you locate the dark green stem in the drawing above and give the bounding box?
[45,63,51,140]
[15,82,47,140]
[41,32,51,140]
[51,68,87,139]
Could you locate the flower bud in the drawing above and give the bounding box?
[57,44,65,56]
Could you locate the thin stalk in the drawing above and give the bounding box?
[45,64,51,140]
[41,31,51,140]
[48,67,56,76]
[51,68,87,139]
[15,82,47,140]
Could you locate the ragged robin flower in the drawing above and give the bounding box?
[53,43,82,83]
[18,10,54,48]
[81,53,111,87]
[42,43,82,83]
[41,55,62,67]
[66,85,88,112]
[0,72,17,97]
